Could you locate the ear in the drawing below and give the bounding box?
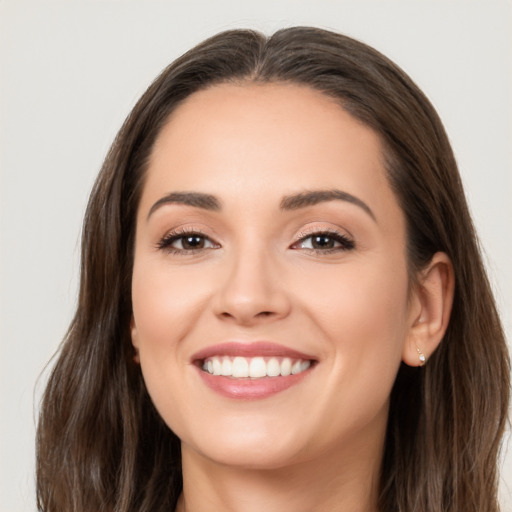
[402,252,455,367]
[130,315,140,364]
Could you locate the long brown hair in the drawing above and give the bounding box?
[36,27,510,512]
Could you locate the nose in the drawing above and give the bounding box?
[213,247,291,326]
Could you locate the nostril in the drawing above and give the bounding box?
[219,310,275,322]
[221,311,273,318]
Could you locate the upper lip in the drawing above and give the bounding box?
[191,341,316,362]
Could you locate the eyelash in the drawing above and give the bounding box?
[156,228,218,254]
[292,230,355,254]
[156,228,355,255]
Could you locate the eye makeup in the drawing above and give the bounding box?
[156,227,219,255]
[155,225,355,257]
[292,229,355,254]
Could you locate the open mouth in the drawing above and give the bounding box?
[191,342,317,398]
[200,356,313,379]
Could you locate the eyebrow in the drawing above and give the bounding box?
[147,188,376,222]
[147,192,221,219]
[280,189,376,221]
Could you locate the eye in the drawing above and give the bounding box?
[157,230,219,254]
[292,231,355,253]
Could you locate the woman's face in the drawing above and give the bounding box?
[131,83,416,469]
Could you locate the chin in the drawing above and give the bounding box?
[193,441,307,470]
[179,417,313,470]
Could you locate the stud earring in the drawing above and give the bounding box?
[417,347,426,366]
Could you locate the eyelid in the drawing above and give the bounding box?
[155,224,354,255]
[294,224,352,241]
[156,226,220,254]
[291,226,355,252]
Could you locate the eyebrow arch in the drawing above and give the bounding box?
[147,192,221,220]
[280,189,376,222]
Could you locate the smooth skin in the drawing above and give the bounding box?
[130,83,454,512]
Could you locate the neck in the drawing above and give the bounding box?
[176,434,382,512]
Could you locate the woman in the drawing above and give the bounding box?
[36,27,510,512]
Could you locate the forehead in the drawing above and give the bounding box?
[143,82,401,228]
[150,83,382,173]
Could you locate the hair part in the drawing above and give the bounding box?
[37,27,510,512]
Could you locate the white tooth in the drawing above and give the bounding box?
[221,356,232,376]
[212,357,222,375]
[202,360,208,371]
[207,360,214,374]
[267,358,280,377]
[280,357,292,376]
[232,357,249,378]
[300,360,311,372]
[249,357,266,378]
[291,360,303,374]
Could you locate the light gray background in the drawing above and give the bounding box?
[1,1,511,510]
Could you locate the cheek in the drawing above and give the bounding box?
[297,258,410,385]
[130,260,213,432]
[340,266,408,345]
[131,260,210,351]
[290,260,410,441]
[130,259,212,416]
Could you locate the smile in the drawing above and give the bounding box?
[202,356,311,378]
[192,342,317,399]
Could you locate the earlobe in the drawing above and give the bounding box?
[130,315,140,364]
[402,252,455,367]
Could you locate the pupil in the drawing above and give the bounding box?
[312,235,334,249]
[183,236,204,249]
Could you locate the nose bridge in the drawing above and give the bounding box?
[215,237,289,324]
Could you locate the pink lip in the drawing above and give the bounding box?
[191,342,316,400]
[191,341,315,361]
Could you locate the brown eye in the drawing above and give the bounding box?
[293,231,355,252]
[181,235,206,250]
[157,231,219,253]
[311,235,336,249]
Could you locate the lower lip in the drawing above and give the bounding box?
[196,367,313,399]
